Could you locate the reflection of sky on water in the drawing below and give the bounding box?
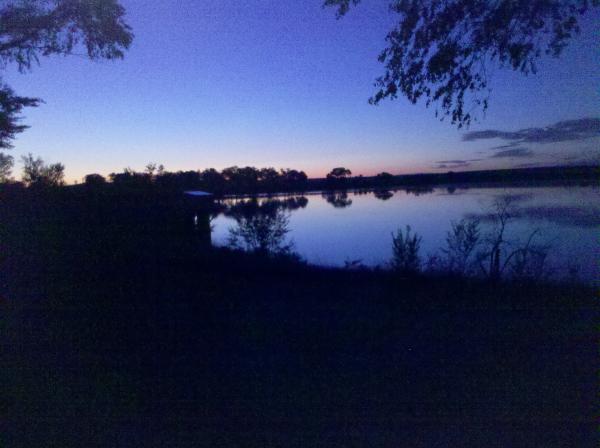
[212,186,599,283]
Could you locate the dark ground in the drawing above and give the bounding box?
[1,187,597,447]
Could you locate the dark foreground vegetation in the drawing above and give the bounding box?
[1,187,597,447]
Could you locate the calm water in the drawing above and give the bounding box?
[211,186,599,283]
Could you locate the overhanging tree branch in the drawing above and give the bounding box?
[325,0,599,127]
[0,0,133,148]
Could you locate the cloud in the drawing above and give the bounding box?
[436,159,471,165]
[513,162,544,168]
[433,158,482,169]
[462,117,600,148]
[490,148,534,158]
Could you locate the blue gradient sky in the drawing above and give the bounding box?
[4,0,599,182]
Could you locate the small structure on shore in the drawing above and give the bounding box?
[183,191,214,245]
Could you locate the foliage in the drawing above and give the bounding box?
[391,225,422,273]
[474,196,514,280]
[0,150,13,181]
[109,167,152,187]
[21,153,64,186]
[84,173,106,186]
[0,0,133,147]
[144,163,164,177]
[442,218,480,274]
[327,167,352,180]
[375,171,394,186]
[204,166,308,194]
[279,168,308,185]
[470,196,551,281]
[199,168,226,193]
[325,0,599,127]
[0,84,40,148]
[110,164,308,195]
[506,230,551,281]
[228,208,293,255]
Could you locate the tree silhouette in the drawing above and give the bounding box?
[227,206,293,255]
[0,0,133,147]
[327,167,352,180]
[0,151,14,182]
[21,153,64,187]
[375,171,394,186]
[279,168,308,188]
[391,225,422,273]
[84,173,106,186]
[325,0,598,127]
[0,85,40,148]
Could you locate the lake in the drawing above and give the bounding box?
[211,185,599,283]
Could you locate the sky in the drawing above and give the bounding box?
[4,0,600,182]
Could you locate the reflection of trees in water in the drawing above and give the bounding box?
[403,186,434,196]
[228,209,292,255]
[223,196,308,218]
[322,191,352,208]
[374,190,394,201]
[470,203,600,229]
[222,196,308,255]
[391,195,560,282]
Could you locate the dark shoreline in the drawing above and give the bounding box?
[43,163,597,198]
[221,177,598,200]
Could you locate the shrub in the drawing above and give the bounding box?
[391,225,422,273]
[442,218,480,274]
[84,173,106,186]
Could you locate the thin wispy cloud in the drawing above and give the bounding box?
[462,117,600,149]
[514,162,543,168]
[433,159,482,169]
[490,148,534,158]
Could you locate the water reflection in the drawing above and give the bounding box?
[227,209,292,255]
[373,190,394,201]
[322,191,353,208]
[403,185,435,196]
[221,196,307,255]
[211,187,599,282]
[470,204,600,228]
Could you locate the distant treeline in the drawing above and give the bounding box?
[94,165,597,195]
[84,166,310,196]
[309,165,599,192]
[3,163,596,196]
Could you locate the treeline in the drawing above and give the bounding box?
[2,156,597,197]
[83,165,310,196]
[98,164,597,196]
[309,165,599,191]
[90,165,400,195]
